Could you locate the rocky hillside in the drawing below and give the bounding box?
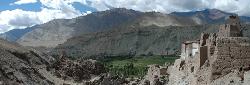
[0,38,55,84]
[0,38,109,84]
[17,19,75,47]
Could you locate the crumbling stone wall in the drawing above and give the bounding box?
[199,46,208,67]
[218,25,242,37]
[211,37,250,80]
[218,24,231,37]
[198,33,210,68]
[180,41,199,60]
[218,15,242,37]
[207,33,217,64]
[200,33,210,46]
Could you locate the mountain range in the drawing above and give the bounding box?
[1,8,250,58]
[1,8,249,47]
[170,9,250,24]
[16,8,198,47]
[0,26,36,42]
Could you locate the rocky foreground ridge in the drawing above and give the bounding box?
[0,38,118,85]
[1,37,161,85]
[0,38,55,84]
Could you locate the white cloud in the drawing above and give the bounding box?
[81,0,250,16]
[0,9,40,33]
[82,11,92,15]
[12,0,37,5]
[37,7,81,23]
[212,0,250,16]
[0,25,11,33]
[80,0,211,13]
[0,0,92,33]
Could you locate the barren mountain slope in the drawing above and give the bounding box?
[51,25,218,58]
[16,8,200,47]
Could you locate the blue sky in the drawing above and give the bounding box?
[0,0,250,33]
[0,1,97,12]
[0,0,97,13]
[0,0,42,12]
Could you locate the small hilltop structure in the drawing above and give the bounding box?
[167,15,250,85]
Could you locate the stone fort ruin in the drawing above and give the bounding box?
[168,15,250,85]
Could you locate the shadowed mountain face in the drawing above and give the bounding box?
[72,8,143,35]
[51,24,218,58]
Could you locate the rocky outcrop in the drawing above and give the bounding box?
[143,64,168,85]
[49,56,106,82]
[126,64,171,85]
[89,73,128,85]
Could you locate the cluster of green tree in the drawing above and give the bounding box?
[102,55,179,78]
[105,63,148,78]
